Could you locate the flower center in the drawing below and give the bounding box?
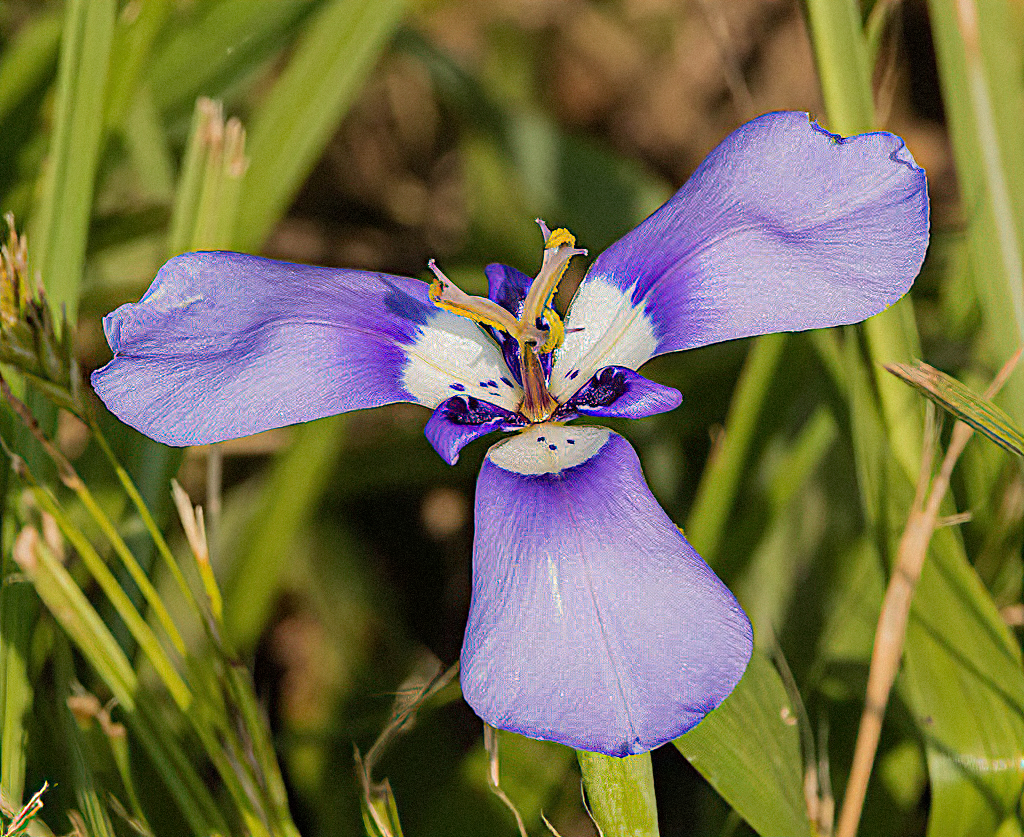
[428,221,587,422]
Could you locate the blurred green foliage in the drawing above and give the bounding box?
[0,1,1023,836]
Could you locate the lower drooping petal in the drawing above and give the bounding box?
[461,424,752,756]
[553,366,681,421]
[91,252,520,445]
[549,111,929,402]
[424,396,528,464]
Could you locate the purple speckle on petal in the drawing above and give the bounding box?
[450,383,465,392]
[568,369,579,380]
[537,436,545,442]
[548,444,557,451]
[486,379,498,388]
[501,377,513,387]
[567,439,575,445]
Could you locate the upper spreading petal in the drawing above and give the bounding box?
[461,423,752,756]
[550,111,929,401]
[92,252,519,445]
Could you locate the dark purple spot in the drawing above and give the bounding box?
[569,369,579,380]
[501,377,513,387]
[450,382,465,391]
[486,379,498,388]
[537,436,545,442]
[548,444,557,451]
[437,394,527,428]
[567,367,626,409]
[567,439,575,444]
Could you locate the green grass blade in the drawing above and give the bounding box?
[146,0,319,118]
[0,11,61,127]
[888,360,1024,457]
[234,0,405,251]
[224,414,347,648]
[675,650,814,837]
[685,333,786,565]
[28,0,115,323]
[803,0,874,134]
[102,0,174,131]
[0,573,35,807]
[167,97,214,256]
[12,528,228,835]
[927,0,1024,420]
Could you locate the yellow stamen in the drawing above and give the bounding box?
[427,260,522,335]
[519,220,587,354]
[423,223,586,423]
[537,307,564,354]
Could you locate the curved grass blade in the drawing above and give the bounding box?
[887,360,1024,458]
[234,0,405,250]
[675,650,813,837]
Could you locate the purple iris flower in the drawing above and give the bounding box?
[91,112,928,757]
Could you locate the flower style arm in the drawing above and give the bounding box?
[91,251,521,445]
[550,111,929,401]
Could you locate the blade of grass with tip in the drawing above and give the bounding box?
[29,0,115,323]
[234,0,405,251]
[13,531,227,836]
[887,361,1024,458]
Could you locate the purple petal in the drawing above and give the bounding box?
[485,263,533,318]
[551,111,928,401]
[553,366,681,421]
[91,252,519,445]
[424,396,528,464]
[461,424,752,756]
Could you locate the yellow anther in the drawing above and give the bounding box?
[427,259,522,335]
[537,308,565,354]
[544,227,576,251]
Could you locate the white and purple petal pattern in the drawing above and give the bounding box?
[549,110,929,401]
[92,251,520,445]
[461,424,753,756]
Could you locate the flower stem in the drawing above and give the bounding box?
[576,750,660,837]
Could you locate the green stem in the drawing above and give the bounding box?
[685,332,786,565]
[577,750,660,837]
